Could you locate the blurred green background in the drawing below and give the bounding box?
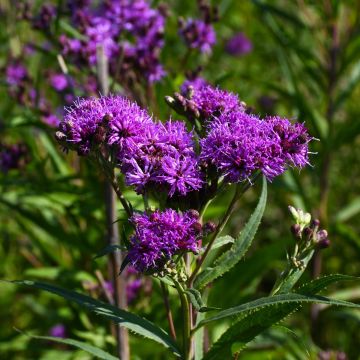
[1,0,359,359]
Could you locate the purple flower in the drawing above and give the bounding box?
[106,97,153,157]
[226,32,252,56]
[157,154,203,197]
[179,19,216,53]
[43,114,61,127]
[180,77,208,95]
[6,63,27,86]
[127,209,201,272]
[191,85,246,121]
[126,279,142,303]
[57,97,106,155]
[49,324,66,338]
[266,116,312,168]
[120,119,202,197]
[201,111,311,183]
[58,0,166,83]
[57,95,152,156]
[49,73,68,91]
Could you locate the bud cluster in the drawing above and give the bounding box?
[288,206,330,251]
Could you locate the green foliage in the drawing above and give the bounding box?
[194,177,267,289]
[11,280,181,358]
[25,333,118,360]
[201,275,359,359]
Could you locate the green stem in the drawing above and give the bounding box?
[188,179,254,287]
[174,280,191,360]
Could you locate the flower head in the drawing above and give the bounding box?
[226,32,252,56]
[127,209,201,272]
[179,19,216,53]
[49,73,68,91]
[201,111,311,183]
[6,63,27,86]
[191,85,246,121]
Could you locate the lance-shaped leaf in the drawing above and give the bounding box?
[10,280,181,357]
[24,333,118,360]
[194,177,267,289]
[201,275,359,360]
[184,288,220,313]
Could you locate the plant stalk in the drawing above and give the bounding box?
[97,44,130,360]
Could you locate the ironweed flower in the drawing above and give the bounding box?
[201,110,311,183]
[225,32,253,56]
[6,63,27,86]
[191,85,246,121]
[127,209,201,272]
[179,18,216,53]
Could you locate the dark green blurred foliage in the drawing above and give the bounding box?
[0,0,359,359]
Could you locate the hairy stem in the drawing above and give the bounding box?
[160,282,177,340]
[174,280,191,360]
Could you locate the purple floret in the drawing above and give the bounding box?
[6,63,27,86]
[180,76,208,95]
[157,154,203,197]
[180,19,216,53]
[49,324,66,338]
[49,73,68,91]
[191,85,246,120]
[226,32,253,56]
[127,209,201,272]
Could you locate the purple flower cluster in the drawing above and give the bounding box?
[200,110,311,182]
[179,18,216,53]
[59,0,166,83]
[225,32,253,56]
[57,95,203,197]
[127,210,201,272]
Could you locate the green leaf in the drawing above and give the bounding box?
[335,197,360,222]
[10,280,181,357]
[25,333,118,360]
[199,291,360,327]
[194,177,267,289]
[185,288,220,313]
[200,275,359,359]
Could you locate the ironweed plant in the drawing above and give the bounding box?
[1,1,360,359]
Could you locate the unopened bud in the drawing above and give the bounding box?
[311,218,320,229]
[191,222,203,234]
[303,226,313,240]
[203,221,216,234]
[290,224,301,239]
[188,209,200,219]
[318,238,330,249]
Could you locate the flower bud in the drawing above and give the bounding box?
[311,218,320,229]
[191,222,203,234]
[290,224,301,239]
[303,226,313,240]
[188,209,200,219]
[203,221,216,234]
